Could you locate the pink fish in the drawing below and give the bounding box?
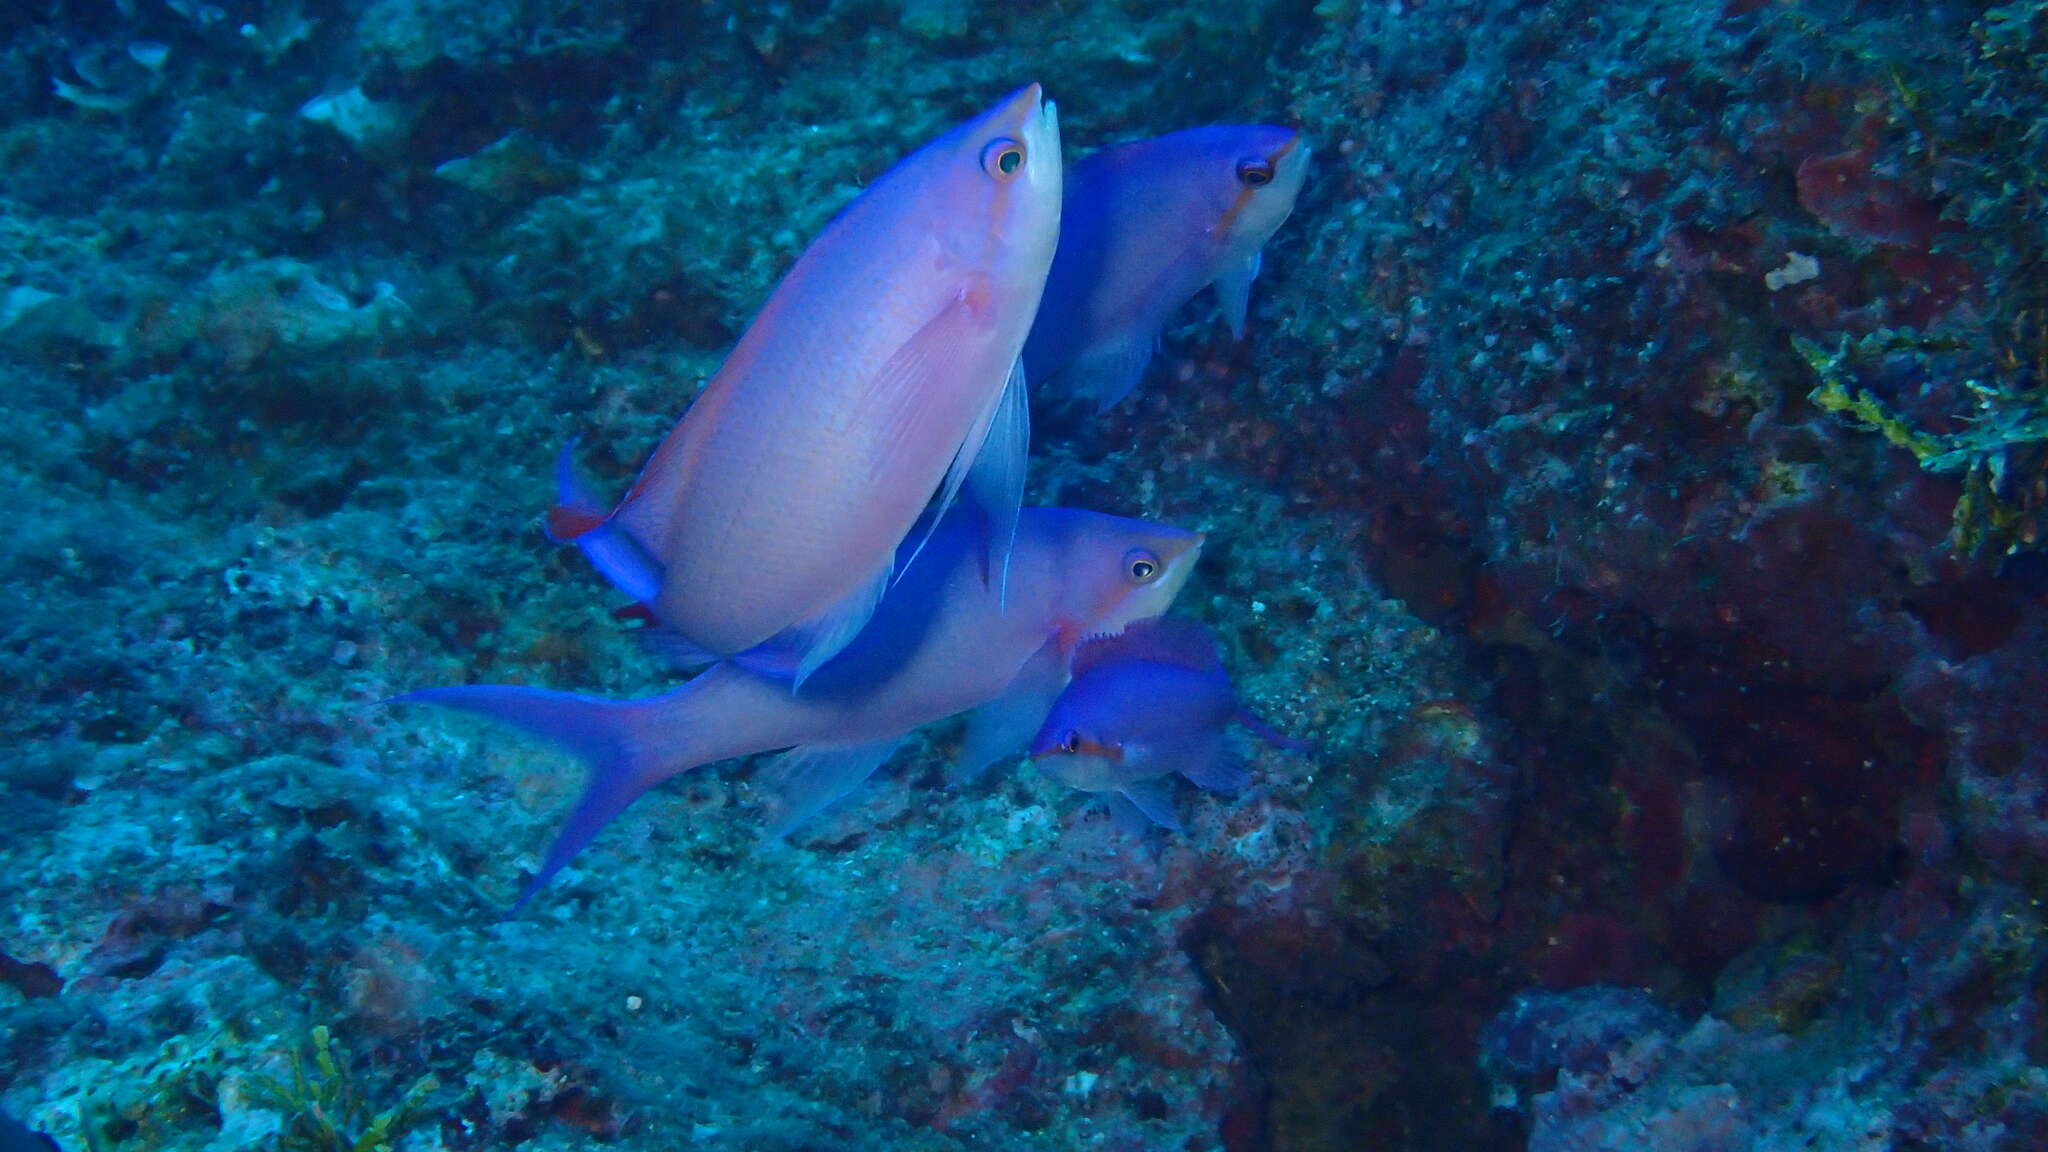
[552,85,1064,683]
[1023,125,1309,411]
[395,508,1202,909]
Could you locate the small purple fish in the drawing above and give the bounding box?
[395,507,1202,909]
[553,84,1064,684]
[1023,124,1309,411]
[1029,617,1304,832]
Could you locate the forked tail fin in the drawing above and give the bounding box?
[390,684,703,912]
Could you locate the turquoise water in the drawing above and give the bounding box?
[3,2,2045,1149]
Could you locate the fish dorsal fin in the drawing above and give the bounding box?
[1073,616,1224,680]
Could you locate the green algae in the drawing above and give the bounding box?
[243,1026,439,1152]
[1796,327,2048,559]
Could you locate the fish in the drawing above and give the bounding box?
[1022,124,1309,412]
[550,84,1064,685]
[394,507,1203,909]
[1028,616,1306,832]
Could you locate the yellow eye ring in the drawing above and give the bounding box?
[982,138,1026,179]
[1124,549,1161,584]
[1236,158,1274,188]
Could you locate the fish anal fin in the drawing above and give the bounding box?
[759,737,906,839]
[639,626,721,671]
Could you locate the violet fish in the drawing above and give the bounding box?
[551,84,1064,685]
[1029,616,1306,833]
[394,508,1203,910]
[1022,125,1309,412]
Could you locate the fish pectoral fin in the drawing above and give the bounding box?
[758,736,906,839]
[1060,335,1157,414]
[1213,248,1262,341]
[1101,791,1155,837]
[951,639,1070,787]
[1118,778,1184,832]
[1174,733,1250,793]
[873,291,1006,581]
[963,356,1029,606]
[768,557,894,690]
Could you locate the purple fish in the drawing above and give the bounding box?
[395,508,1202,909]
[552,84,1064,684]
[1029,617,1304,832]
[1023,125,1309,411]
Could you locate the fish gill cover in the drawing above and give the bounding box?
[2,2,2047,1152]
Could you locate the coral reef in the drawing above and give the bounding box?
[2,0,2045,1149]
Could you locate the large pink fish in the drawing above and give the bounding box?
[553,85,1063,683]
[397,508,1203,909]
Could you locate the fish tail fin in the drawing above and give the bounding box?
[1237,707,1312,755]
[390,684,705,911]
[549,439,665,604]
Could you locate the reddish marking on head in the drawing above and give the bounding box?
[1032,732,1121,762]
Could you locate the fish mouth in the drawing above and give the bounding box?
[996,81,1047,126]
[1269,132,1310,184]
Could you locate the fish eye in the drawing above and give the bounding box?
[1124,548,1161,584]
[1236,157,1275,188]
[1058,730,1080,754]
[982,138,1026,179]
